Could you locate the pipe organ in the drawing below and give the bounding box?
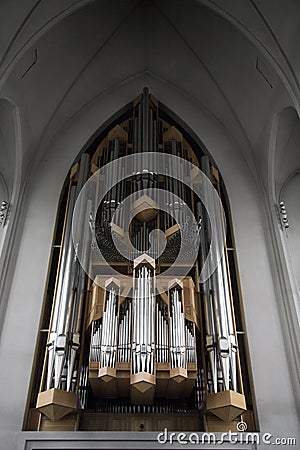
[30,88,255,432]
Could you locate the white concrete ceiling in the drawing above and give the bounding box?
[0,0,299,196]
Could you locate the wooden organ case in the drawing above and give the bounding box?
[26,88,256,432]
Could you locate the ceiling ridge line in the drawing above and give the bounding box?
[153,1,257,169]
[0,0,96,89]
[22,0,143,191]
[0,0,44,73]
[34,0,143,145]
[249,0,300,99]
[202,0,300,115]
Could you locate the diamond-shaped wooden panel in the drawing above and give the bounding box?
[207,390,246,422]
[36,388,77,422]
[131,195,158,222]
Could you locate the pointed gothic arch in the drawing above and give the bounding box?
[25,89,256,433]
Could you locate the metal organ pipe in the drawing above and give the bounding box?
[90,320,102,362]
[100,287,118,368]
[170,288,186,369]
[117,300,132,363]
[185,322,195,364]
[46,153,90,391]
[132,267,154,374]
[156,301,169,364]
[199,155,239,393]
[211,183,237,392]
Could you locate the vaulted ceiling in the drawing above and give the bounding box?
[0,0,299,201]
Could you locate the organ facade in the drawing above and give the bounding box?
[27,88,255,432]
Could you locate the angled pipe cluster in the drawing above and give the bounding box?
[46,153,91,393]
[117,299,132,363]
[169,288,186,369]
[132,266,155,375]
[199,155,239,394]
[100,286,118,368]
[156,300,169,363]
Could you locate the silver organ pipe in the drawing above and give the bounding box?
[90,320,102,362]
[170,288,186,369]
[35,89,250,431]
[46,153,90,391]
[200,155,239,393]
[132,266,155,374]
[33,89,251,430]
[186,321,196,363]
[78,365,89,409]
[100,286,118,368]
[156,300,169,363]
[212,185,237,392]
[117,300,132,363]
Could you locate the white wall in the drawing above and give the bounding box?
[0,75,298,450]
